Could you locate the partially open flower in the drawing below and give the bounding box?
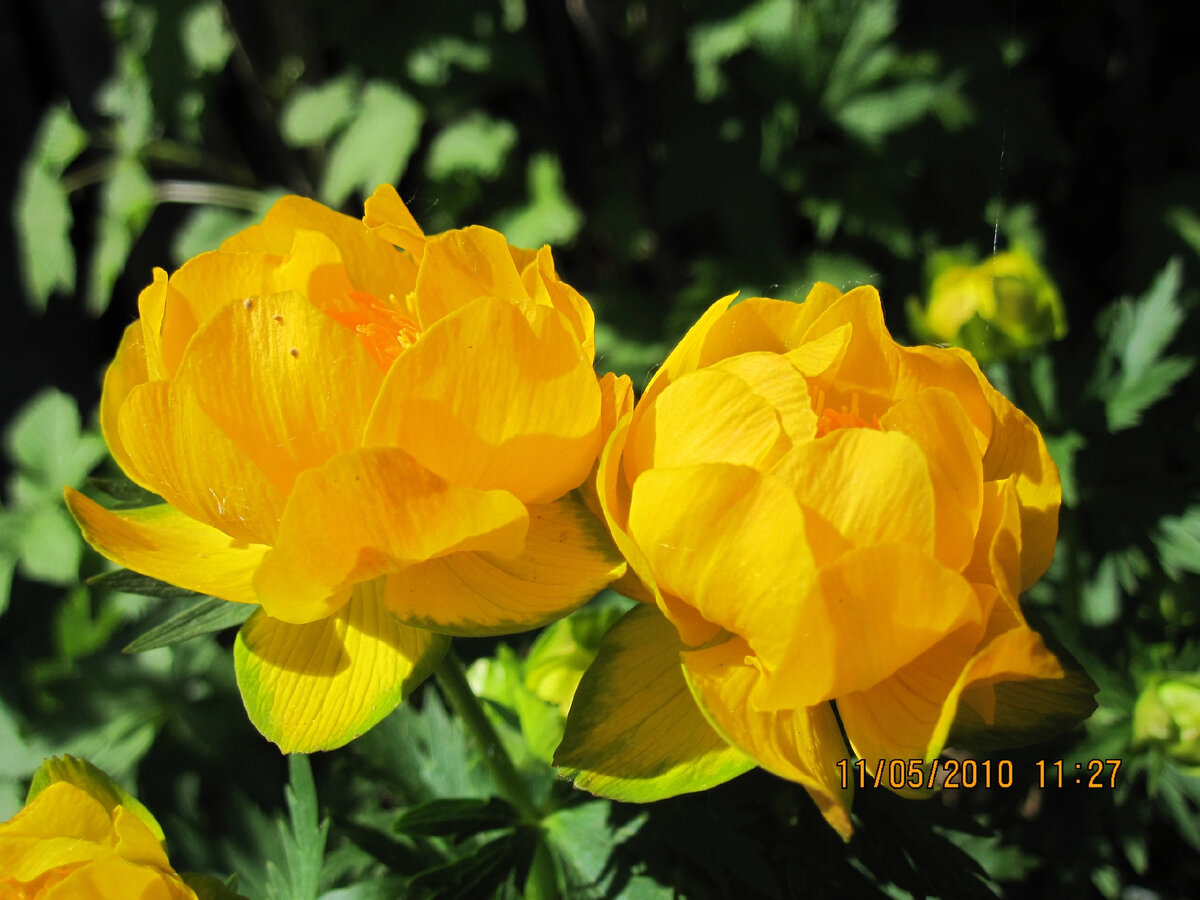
[557,283,1095,837]
[67,186,625,752]
[907,247,1067,363]
[0,756,231,899]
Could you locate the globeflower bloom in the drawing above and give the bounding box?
[557,283,1095,837]
[907,247,1066,363]
[67,186,625,752]
[0,756,219,899]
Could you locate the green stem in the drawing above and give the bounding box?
[434,648,539,821]
[434,649,560,898]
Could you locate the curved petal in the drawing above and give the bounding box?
[639,292,739,408]
[554,605,754,801]
[233,580,447,752]
[363,183,427,258]
[761,544,983,710]
[681,637,853,840]
[521,246,596,361]
[364,296,601,505]
[44,856,194,899]
[27,757,164,844]
[777,428,937,556]
[879,387,984,572]
[118,381,286,546]
[895,345,994,453]
[223,193,417,302]
[623,368,788,485]
[99,322,151,487]
[253,448,529,624]
[137,268,192,382]
[693,297,810,363]
[712,351,818,446]
[964,478,1023,613]
[412,226,530,327]
[800,285,899,413]
[383,496,624,636]
[176,290,384,496]
[65,491,266,604]
[627,463,816,664]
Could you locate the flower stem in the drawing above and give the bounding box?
[434,648,560,898]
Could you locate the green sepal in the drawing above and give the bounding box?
[554,604,754,801]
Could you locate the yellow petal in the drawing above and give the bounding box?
[627,464,816,663]
[966,356,1061,590]
[362,183,427,258]
[786,321,851,379]
[521,246,596,361]
[762,544,983,709]
[623,368,788,484]
[118,381,286,546]
[691,297,810,362]
[26,756,164,845]
[383,496,624,636]
[681,637,853,840]
[253,448,529,624]
[879,387,983,572]
[639,292,739,408]
[233,580,447,752]
[223,192,417,302]
[137,268,191,382]
[894,345,994,453]
[712,351,818,446]
[99,321,151,488]
[175,290,384,496]
[554,605,754,801]
[777,428,937,556]
[364,296,601,505]
[42,858,195,900]
[65,491,266,605]
[799,285,898,412]
[964,478,1023,613]
[412,226,530,327]
[579,372,634,524]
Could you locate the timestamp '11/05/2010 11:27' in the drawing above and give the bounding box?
[835,758,1123,790]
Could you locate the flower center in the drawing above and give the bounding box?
[813,389,880,438]
[325,291,421,369]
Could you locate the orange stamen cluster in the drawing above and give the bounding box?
[813,389,881,438]
[325,291,421,370]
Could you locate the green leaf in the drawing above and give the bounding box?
[492,153,582,248]
[1155,506,1200,578]
[5,388,107,489]
[122,596,255,653]
[281,76,359,148]
[407,830,532,899]
[543,800,638,894]
[181,1,235,74]
[181,872,251,900]
[15,164,76,310]
[392,797,518,837]
[426,113,518,181]
[34,103,89,172]
[88,568,206,600]
[321,81,424,207]
[554,605,754,801]
[16,505,82,585]
[265,755,329,900]
[1101,259,1196,430]
[88,158,157,314]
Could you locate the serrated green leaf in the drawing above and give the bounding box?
[34,103,89,172]
[426,113,518,181]
[1106,357,1194,431]
[181,872,251,900]
[321,81,423,207]
[266,755,329,900]
[123,596,254,653]
[392,796,518,837]
[407,830,531,898]
[543,800,635,893]
[181,1,235,74]
[88,158,157,314]
[281,76,359,148]
[15,164,75,310]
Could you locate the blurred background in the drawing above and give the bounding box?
[2,1,1199,897]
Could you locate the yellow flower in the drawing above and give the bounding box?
[66,186,626,752]
[0,757,204,899]
[556,283,1095,838]
[907,247,1067,363]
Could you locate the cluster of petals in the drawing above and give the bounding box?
[67,186,626,752]
[559,283,1092,837]
[0,758,197,899]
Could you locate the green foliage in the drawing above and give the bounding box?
[265,755,330,900]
